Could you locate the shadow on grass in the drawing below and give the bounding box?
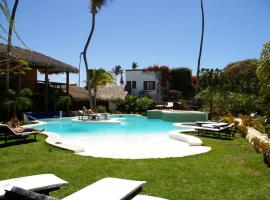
[0,139,38,148]
[197,133,234,141]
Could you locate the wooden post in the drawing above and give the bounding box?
[45,68,49,111]
[66,71,69,95]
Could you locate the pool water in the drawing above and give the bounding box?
[34,115,186,137]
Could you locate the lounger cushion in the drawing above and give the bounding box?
[0,174,68,197]
[169,131,203,146]
[132,194,168,200]
[62,177,146,200]
[4,186,58,200]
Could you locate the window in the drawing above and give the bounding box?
[132,81,136,89]
[144,81,155,90]
[126,81,131,87]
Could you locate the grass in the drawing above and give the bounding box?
[1,134,270,200]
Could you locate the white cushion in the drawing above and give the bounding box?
[0,174,68,197]
[63,177,146,200]
[133,194,168,200]
[169,131,202,146]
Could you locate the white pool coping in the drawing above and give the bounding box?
[24,118,211,159]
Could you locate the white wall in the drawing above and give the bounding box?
[125,70,159,101]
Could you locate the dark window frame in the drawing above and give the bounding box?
[144,81,155,90]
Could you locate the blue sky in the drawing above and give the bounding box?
[2,0,270,85]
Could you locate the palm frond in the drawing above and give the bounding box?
[89,0,112,13]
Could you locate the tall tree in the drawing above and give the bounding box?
[82,0,112,110]
[195,0,205,95]
[120,69,124,85]
[132,62,138,70]
[112,65,122,84]
[6,0,19,93]
[257,41,270,118]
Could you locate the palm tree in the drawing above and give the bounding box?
[120,69,124,85]
[195,0,205,95]
[4,0,20,93]
[91,68,114,111]
[82,0,112,110]
[132,62,138,70]
[4,88,33,118]
[112,65,122,84]
[56,95,72,116]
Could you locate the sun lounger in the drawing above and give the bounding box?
[165,102,173,109]
[62,177,146,200]
[194,123,235,138]
[3,186,59,200]
[133,194,168,200]
[23,113,39,124]
[3,177,167,200]
[0,124,40,144]
[0,174,68,198]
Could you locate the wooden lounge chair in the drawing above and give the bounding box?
[0,124,41,144]
[0,174,68,198]
[194,123,235,138]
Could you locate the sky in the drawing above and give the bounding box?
[1,0,270,85]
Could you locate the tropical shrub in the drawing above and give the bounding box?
[96,105,106,113]
[4,88,33,118]
[261,142,270,167]
[115,95,154,114]
[135,96,154,113]
[241,115,253,126]
[220,114,235,124]
[236,124,248,138]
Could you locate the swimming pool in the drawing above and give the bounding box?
[34,115,189,137]
[33,115,211,159]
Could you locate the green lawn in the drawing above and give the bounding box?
[1,134,270,200]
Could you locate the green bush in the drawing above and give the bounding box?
[261,142,270,167]
[236,124,248,138]
[135,96,154,114]
[96,105,106,113]
[115,95,154,114]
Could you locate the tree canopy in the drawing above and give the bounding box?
[223,59,259,94]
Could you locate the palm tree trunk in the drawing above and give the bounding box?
[94,87,97,112]
[6,0,19,93]
[82,13,96,110]
[195,0,205,95]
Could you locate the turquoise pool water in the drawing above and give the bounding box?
[34,115,185,137]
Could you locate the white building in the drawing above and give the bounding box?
[125,69,160,102]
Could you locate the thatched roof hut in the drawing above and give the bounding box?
[0,43,78,74]
[68,84,127,102]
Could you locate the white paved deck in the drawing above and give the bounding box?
[61,133,211,159]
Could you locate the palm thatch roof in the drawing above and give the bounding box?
[0,43,78,74]
[68,84,127,101]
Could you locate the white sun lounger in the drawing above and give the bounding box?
[0,174,68,197]
[62,177,146,200]
[133,194,168,200]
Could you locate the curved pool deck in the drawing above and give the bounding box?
[25,116,211,159]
